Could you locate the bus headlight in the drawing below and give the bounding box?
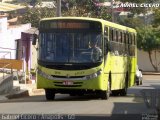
[86,69,102,80]
[38,69,53,80]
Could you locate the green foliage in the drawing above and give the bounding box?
[20,6,55,27]
[20,0,113,27]
[136,26,160,51]
[62,0,111,20]
[152,8,160,27]
[136,26,160,71]
[98,7,111,20]
[20,7,40,27]
[119,17,144,28]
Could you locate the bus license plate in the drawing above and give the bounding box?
[63,81,73,85]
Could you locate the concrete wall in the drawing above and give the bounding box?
[31,44,37,70]
[138,49,160,72]
[0,74,13,94]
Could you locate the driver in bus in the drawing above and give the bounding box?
[89,38,102,62]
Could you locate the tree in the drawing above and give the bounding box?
[136,26,160,71]
[20,0,112,27]
[20,6,55,27]
[152,8,160,27]
[62,0,111,20]
[20,7,41,27]
[119,17,144,28]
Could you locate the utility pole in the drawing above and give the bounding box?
[56,0,61,17]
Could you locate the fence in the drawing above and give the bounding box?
[0,51,12,79]
[0,51,23,79]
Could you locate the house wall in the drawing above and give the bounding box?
[31,44,37,70]
[0,17,31,60]
[20,32,32,72]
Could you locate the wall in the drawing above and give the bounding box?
[0,17,7,32]
[138,49,160,72]
[0,17,31,60]
[31,44,37,70]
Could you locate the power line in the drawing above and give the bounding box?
[0,47,22,51]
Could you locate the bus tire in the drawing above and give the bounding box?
[69,93,76,96]
[45,89,55,100]
[112,90,119,96]
[100,90,108,99]
[120,73,128,96]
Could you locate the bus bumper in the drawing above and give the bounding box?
[36,74,107,91]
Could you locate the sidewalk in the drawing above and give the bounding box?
[19,83,45,96]
[0,81,44,101]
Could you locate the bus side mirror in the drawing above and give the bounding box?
[32,34,37,45]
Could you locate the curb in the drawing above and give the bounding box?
[6,90,29,99]
[142,72,160,75]
[0,95,8,101]
[29,89,45,96]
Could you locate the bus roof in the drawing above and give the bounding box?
[40,17,136,33]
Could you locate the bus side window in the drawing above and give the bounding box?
[130,33,135,56]
[129,33,132,56]
[114,30,119,56]
[133,34,136,56]
[124,32,128,56]
[109,28,113,41]
[121,32,124,55]
[125,33,128,55]
[109,28,113,53]
[120,32,122,43]
[132,34,135,45]
[113,30,117,42]
[104,26,109,54]
[119,31,123,55]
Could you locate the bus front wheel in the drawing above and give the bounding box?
[45,89,55,100]
[100,81,111,100]
[100,91,108,99]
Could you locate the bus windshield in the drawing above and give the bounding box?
[38,32,103,63]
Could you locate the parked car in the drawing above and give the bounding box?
[135,66,143,85]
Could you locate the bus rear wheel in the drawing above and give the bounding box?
[45,89,55,100]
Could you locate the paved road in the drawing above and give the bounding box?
[0,75,159,120]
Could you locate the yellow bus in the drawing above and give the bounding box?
[32,17,137,100]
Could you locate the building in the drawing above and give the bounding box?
[0,16,31,72]
[0,17,31,59]
[0,2,26,13]
[19,28,38,73]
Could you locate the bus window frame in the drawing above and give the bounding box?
[104,26,109,55]
[109,28,113,41]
